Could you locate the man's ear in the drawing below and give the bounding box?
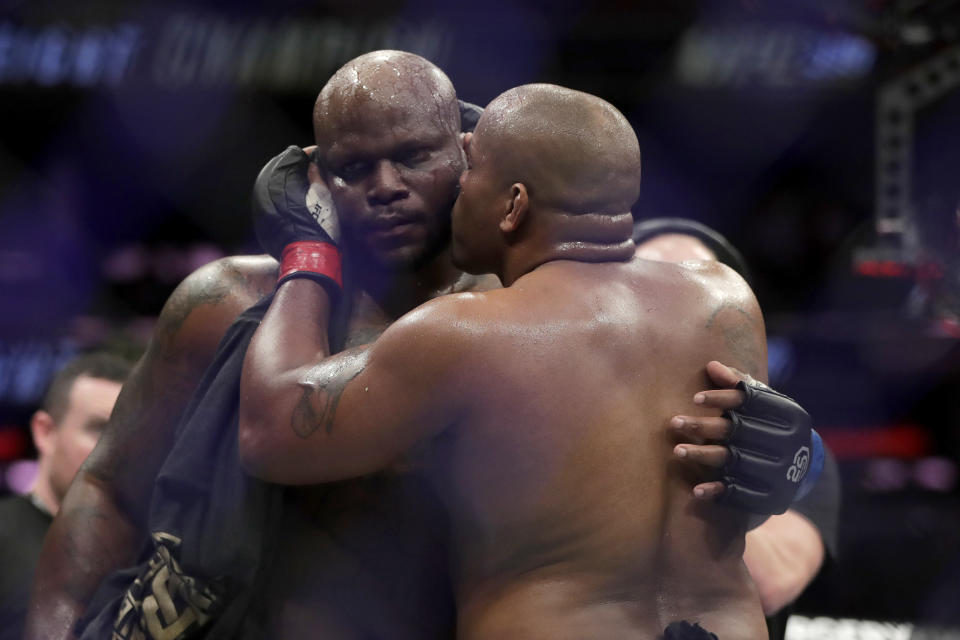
[30,410,56,455]
[460,132,472,155]
[501,183,529,234]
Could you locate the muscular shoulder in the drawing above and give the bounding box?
[153,254,278,362]
[384,291,490,346]
[674,260,767,380]
[370,291,495,374]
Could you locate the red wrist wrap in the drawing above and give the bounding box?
[279,241,343,288]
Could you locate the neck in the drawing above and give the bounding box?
[349,246,470,317]
[499,210,636,286]
[30,465,58,516]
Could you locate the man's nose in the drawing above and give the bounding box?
[367,160,409,205]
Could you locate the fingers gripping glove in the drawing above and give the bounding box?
[720,381,824,515]
[252,146,342,295]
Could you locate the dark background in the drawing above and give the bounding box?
[1,0,958,632]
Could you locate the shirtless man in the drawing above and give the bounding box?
[28,51,802,639]
[239,83,768,638]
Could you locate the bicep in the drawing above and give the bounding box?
[266,320,463,483]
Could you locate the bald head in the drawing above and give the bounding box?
[310,51,468,273]
[313,50,461,151]
[472,84,641,215]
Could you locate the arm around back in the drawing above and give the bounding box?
[239,278,472,485]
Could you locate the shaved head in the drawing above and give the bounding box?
[472,83,641,215]
[310,51,467,272]
[314,50,461,151]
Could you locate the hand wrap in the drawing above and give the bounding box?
[720,381,823,514]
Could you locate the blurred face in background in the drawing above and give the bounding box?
[31,375,122,513]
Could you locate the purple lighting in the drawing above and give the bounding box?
[5,459,37,495]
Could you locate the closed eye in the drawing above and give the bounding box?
[338,161,371,181]
[398,147,432,167]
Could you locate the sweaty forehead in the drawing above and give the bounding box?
[321,100,451,163]
[316,58,458,146]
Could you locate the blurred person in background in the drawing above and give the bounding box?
[634,218,841,640]
[0,352,130,640]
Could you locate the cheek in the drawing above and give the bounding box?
[51,431,97,479]
[418,153,464,204]
[67,432,99,462]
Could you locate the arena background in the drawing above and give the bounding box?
[0,0,958,637]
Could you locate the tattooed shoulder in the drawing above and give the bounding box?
[157,256,277,344]
[704,302,763,377]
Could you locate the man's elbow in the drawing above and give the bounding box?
[237,416,285,483]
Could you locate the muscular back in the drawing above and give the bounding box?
[434,257,768,639]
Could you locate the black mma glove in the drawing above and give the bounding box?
[458,99,483,133]
[720,381,824,515]
[252,146,342,294]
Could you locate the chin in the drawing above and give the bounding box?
[450,245,486,276]
[373,240,448,273]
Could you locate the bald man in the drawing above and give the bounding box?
[240,84,767,639]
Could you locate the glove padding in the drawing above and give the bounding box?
[252,145,340,259]
[720,380,821,515]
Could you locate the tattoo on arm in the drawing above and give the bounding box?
[705,303,763,376]
[291,347,370,438]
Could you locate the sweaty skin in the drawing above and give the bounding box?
[240,85,767,639]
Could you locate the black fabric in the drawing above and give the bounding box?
[76,291,453,639]
[458,99,483,132]
[78,296,283,640]
[0,494,52,640]
[663,620,719,640]
[764,608,789,640]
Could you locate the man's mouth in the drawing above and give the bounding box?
[373,222,419,240]
[365,216,424,249]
